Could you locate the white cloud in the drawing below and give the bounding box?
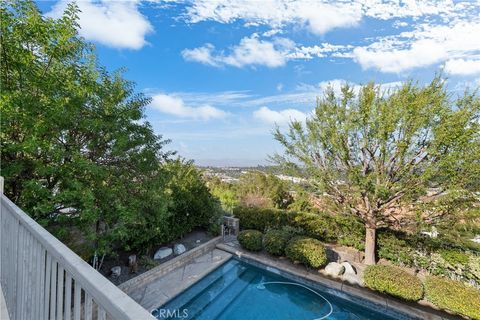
[253,106,307,126]
[182,34,294,68]
[354,39,448,73]
[352,19,480,73]
[47,0,153,50]
[184,0,362,35]
[179,1,480,73]
[444,58,480,76]
[150,94,227,120]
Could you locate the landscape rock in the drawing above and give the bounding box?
[324,262,345,277]
[174,243,186,255]
[342,273,364,286]
[154,247,173,260]
[341,262,356,275]
[111,266,121,277]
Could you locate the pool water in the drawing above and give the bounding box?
[154,259,415,320]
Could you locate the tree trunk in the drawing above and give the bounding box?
[364,226,376,265]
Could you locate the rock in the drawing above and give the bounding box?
[111,266,121,277]
[154,247,173,260]
[128,255,138,274]
[196,240,201,244]
[174,243,186,255]
[324,262,345,277]
[342,273,364,286]
[341,262,356,275]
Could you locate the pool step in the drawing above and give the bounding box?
[183,267,251,319]
[163,260,247,319]
[193,269,258,320]
[162,259,241,314]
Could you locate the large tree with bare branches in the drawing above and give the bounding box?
[273,78,480,264]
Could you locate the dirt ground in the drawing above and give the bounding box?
[100,229,213,285]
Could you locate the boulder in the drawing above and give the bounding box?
[342,273,364,286]
[154,247,173,260]
[174,243,186,255]
[341,262,356,275]
[111,266,121,277]
[324,262,345,277]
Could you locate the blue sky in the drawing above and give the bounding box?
[37,0,480,166]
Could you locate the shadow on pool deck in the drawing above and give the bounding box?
[119,237,231,312]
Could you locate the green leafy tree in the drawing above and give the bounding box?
[207,177,239,213]
[0,0,171,255]
[273,78,480,264]
[237,171,292,209]
[163,159,222,238]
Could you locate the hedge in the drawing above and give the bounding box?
[264,229,292,256]
[363,265,423,301]
[238,230,263,251]
[285,237,327,268]
[233,206,364,249]
[425,276,480,319]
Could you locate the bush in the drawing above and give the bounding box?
[425,276,480,319]
[264,229,291,256]
[377,231,415,266]
[238,230,263,251]
[364,265,423,301]
[285,237,327,268]
[233,207,293,231]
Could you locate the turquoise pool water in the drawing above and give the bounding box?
[154,258,415,320]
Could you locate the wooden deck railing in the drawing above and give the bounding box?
[0,178,155,320]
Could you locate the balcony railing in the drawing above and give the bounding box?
[0,178,154,320]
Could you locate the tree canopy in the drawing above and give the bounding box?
[0,0,219,257]
[274,78,480,264]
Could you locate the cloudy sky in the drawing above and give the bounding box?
[38,0,480,166]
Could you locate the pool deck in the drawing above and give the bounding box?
[119,237,231,312]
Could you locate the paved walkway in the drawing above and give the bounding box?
[124,249,231,312]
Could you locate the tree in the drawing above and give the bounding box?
[237,171,292,209]
[0,0,171,255]
[273,78,480,264]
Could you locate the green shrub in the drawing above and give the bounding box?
[233,207,293,231]
[238,230,263,251]
[264,229,291,256]
[439,249,470,266]
[285,237,327,268]
[363,265,423,301]
[425,276,480,319]
[377,231,415,266]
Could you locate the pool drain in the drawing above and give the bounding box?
[257,281,333,320]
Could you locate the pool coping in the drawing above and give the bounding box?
[216,243,461,320]
[119,236,223,294]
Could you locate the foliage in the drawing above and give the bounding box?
[285,237,327,268]
[237,171,292,209]
[238,230,263,252]
[206,177,239,213]
[364,265,424,301]
[160,159,222,241]
[377,231,415,266]
[263,229,292,256]
[273,77,480,264]
[0,1,220,257]
[234,206,364,250]
[425,276,480,319]
[233,206,294,231]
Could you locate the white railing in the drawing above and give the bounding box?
[0,178,155,320]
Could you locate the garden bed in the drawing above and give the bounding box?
[101,229,214,285]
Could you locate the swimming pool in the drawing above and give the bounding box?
[153,258,416,319]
